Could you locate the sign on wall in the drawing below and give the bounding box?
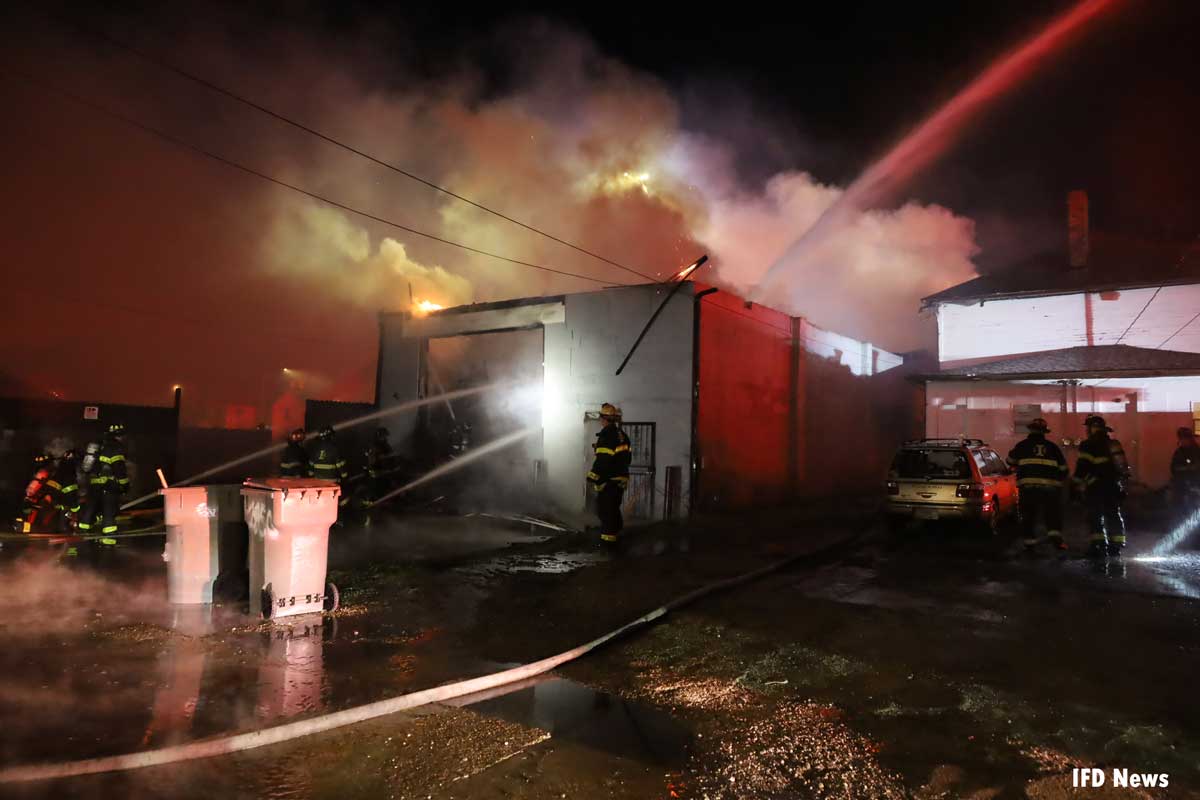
[1012,404,1041,432]
[83,406,99,420]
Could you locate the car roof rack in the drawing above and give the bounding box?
[901,438,987,448]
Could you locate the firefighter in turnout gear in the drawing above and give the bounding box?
[79,424,130,537]
[280,428,309,477]
[15,453,55,533]
[1073,415,1130,556]
[307,426,349,507]
[1170,427,1200,515]
[365,427,399,501]
[48,448,82,531]
[587,403,631,545]
[1007,418,1069,551]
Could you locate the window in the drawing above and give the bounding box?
[891,449,972,480]
[979,450,1007,477]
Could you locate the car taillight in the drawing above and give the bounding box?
[956,484,985,499]
[886,481,899,495]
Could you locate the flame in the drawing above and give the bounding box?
[414,299,444,315]
[588,169,653,197]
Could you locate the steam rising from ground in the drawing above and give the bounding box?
[0,552,163,635]
[252,27,977,350]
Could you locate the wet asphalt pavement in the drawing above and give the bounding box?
[0,501,1198,798]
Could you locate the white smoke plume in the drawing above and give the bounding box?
[250,28,977,351]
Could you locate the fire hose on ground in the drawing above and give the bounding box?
[0,528,865,785]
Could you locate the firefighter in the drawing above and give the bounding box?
[1073,415,1130,557]
[365,427,398,501]
[1007,418,1069,551]
[279,428,309,477]
[78,424,130,538]
[587,403,631,545]
[15,453,55,533]
[307,426,349,507]
[1169,426,1200,515]
[48,448,82,532]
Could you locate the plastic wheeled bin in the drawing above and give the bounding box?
[242,478,341,620]
[161,484,244,605]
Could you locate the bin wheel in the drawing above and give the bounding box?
[261,587,274,620]
[324,582,340,613]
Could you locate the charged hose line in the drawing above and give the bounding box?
[0,529,865,784]
[119,383,513,511]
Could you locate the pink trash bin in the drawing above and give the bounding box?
[242,478,341,620]
[161,485,243,605]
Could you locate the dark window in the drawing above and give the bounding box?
[890,449,972,480]
[975,449,1005,477]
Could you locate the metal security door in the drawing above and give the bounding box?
[621,422,655,520]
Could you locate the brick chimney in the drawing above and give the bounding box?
[1068,190,1089,268]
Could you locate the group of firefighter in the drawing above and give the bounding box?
[15,423,130,538]
[1008,415,1200,556]
[278,424,402,511]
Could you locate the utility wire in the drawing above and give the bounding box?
[0,66,628,288]
[1113,285,1161,345]
[78,25,660,284]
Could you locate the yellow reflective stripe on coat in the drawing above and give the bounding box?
[1016,458,1061,468]
[47,480,62,490]
[612,476,629,484]
[99,454,126,464]
[594,447,616,455]
[90,476,109,484]
[614,444,630,453]
[1017,477,1063,488]
[586,471,600,481]
[1077,452,1110,464]
[312,463,338,469]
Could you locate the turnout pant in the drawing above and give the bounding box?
[596,483,625,542]
[1017,487,1063,546]
[79,488,120,535]
[1085,486,1126,552]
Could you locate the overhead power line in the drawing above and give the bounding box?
[1,66,627,287]
[79,25,659,283]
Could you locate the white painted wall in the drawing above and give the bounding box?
[799,320,902,376]
[937,283,1200,364]
[543,285,695,514]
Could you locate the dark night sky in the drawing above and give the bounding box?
[1,1,1197,422]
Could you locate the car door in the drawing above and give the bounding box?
[986,449,1017,511]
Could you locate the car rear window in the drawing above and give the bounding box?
[891,449,972,480]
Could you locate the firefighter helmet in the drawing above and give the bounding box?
[1083,415,1112,432]
[60,448,77,461]
[107,423,126,435]
[33,453,51,465]
[599,402,621,421]
[289,428,305,444]
[318,425,335,440]
[1027,418,1050,433]
[1178,426,1195,439]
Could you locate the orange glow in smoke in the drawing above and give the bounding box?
[413,299,445,315]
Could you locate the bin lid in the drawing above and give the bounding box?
[243,477,340,492]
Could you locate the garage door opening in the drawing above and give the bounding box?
[424,328,544,512]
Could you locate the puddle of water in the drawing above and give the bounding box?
[460,551,607,576]
[460,674,692,767]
